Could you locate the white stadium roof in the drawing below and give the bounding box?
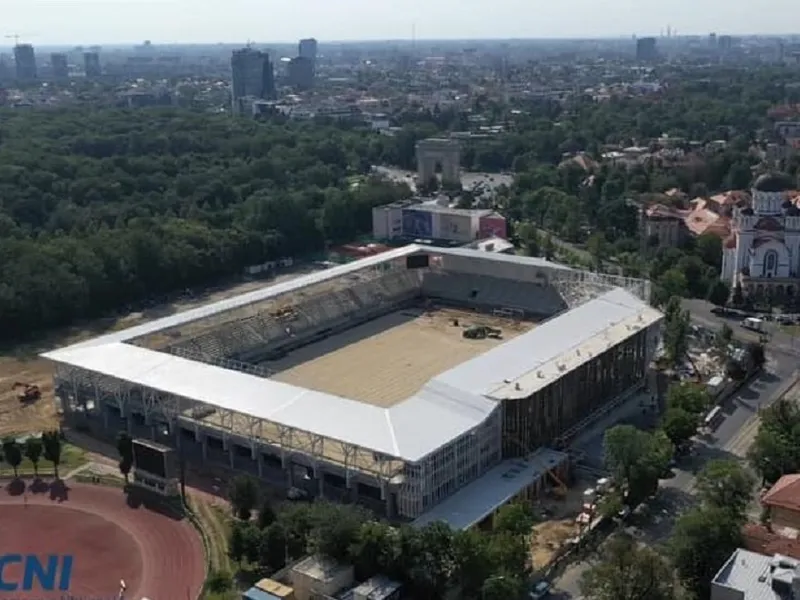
[43,247,661,463]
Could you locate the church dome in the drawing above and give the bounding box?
[753,172,795,193]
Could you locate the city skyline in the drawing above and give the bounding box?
[4,0,799,45]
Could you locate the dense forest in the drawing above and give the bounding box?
[2,67,799,338]
[0,109,414,339]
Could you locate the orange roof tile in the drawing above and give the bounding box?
[684,208,731,237]
[762,474,800,511]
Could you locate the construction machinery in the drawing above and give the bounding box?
[462,324,502,340]
[12,382,41,403]
[270,305,298,322]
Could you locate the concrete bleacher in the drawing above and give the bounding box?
[421,271,567,317]
[176,269,575,364]
[376,269,424,299]
[185,330,226,357]
[169,269,426,364]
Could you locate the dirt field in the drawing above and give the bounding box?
[0,358,59,437]
[529,488,586,570]
[530,518,580,570]
[270,307,536,407]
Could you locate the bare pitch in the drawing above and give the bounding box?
[269,307,536,407]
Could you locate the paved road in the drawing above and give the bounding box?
[683,298,800,358]
[553,301,800,599]
[682,298,799,446]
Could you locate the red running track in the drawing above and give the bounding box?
[0,482,205,600]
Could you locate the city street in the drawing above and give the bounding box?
[551,300,800,599]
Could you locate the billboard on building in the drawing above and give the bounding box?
[479,215,508,240]
[402,209,433,238]
[439,211,473,243]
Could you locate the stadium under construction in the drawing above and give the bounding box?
[43,245,662,528]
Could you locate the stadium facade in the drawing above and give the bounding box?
[43,246,662,526]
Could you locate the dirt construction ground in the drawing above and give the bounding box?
[270,306,536,407]
[529,488,586,570]
[0,358,59,437]
[0,269,319,438]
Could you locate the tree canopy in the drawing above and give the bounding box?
[0,107,412,339]
[603,425,673,504]
[580,533,675,600]
[695,459,755,515]
[5,65,799,338]
[749,398,800,484]
[670,459,753,597]
[228,500,533,600]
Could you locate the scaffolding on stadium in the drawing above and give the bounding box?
[53,353,506,520]
[549,270,651,308]
[52,361,407,484]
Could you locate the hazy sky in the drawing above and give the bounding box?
[5,0,799,45]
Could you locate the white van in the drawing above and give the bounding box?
[741,317,764,332]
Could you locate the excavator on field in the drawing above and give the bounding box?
[12,381,41,403]
[462,324,502,340]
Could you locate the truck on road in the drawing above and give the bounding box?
[741,317,765,333]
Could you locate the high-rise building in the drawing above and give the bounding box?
[84,52,102,77]
[230,48,275,113]
[50,53,69,79]
[298,38,318,62]
[297,38,318,85]
[287,56,314,90]
[13,44,37,80]
[635,37,658,62]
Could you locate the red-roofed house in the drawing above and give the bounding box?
[762,474,800,530]
[683,204,731,238]
[707,191,750,216]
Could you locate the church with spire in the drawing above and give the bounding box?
[721,172,800,301]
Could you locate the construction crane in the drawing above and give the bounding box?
[5,33,36,46]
